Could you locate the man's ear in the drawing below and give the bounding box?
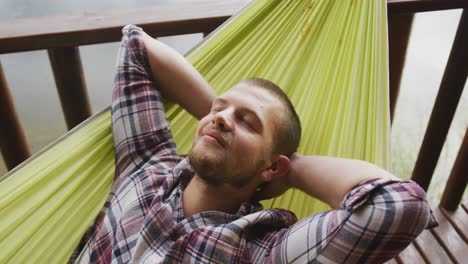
[260,155,290,182]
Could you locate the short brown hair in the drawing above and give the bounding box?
[240,78,301,157]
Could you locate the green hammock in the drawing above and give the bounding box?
[0,0,389,262]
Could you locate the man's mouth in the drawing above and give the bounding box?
[203,131,226,147]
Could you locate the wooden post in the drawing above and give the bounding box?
[411,9,467,190]
[388,13,414,123]
[48,47,92,130]
[440,128,468,211]
[0,61,31,170]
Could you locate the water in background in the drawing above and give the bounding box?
[0,1,466,204]
[0,0,203,158]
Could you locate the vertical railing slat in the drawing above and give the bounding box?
[48,47,92,130]
[0,61,31,169]
[388,13,414,123]
[440,128,468,211]
[411,9,467,190]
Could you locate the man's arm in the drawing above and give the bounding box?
[141,32,216,119]
[112,25,215,176]
[252,155,436,263]
[289,154,399,209]
[255,154,399,209]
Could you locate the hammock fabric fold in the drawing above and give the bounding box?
[0,0,389,262]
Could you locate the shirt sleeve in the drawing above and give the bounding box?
[257,179,438,263]
[112,25,178,178]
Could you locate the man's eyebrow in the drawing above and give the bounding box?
[213,97,228,105]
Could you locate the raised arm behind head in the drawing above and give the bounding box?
[141,31,216,119]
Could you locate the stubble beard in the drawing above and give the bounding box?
[188,144,225,186]
[188,142,264,189]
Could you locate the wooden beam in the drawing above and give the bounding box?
[0,0,464,54]
[413,230,452,263]
[0,0,252,54]
[0,61,31,169]
[411,9,467,190]
[440,207,468,242]
[396,243,425,264]
[388,0,467,14]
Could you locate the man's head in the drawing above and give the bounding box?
[189,77,301,193]
[241,78,301,157]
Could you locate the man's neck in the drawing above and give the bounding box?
[183,175,252,217]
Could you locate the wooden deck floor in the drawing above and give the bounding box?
[386,201,467,263]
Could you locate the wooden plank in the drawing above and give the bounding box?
[414,229,453,263]
[411,9,467,190]
[431,209,468,262]
[396,243,426,264]
[387,0,467,14]
[0,0,252,54]
[0,61,31,169]
[440,207,468,242]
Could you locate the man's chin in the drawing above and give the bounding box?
[188,148,224,173]
[188,149,257,189]
[190,140,224,160]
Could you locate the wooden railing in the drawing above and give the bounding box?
[0,0,253,168]
[0,0,466,213]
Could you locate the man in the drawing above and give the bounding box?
[77,25,436,263]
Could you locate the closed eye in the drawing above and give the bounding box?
[211,104,226,113]
[211,97,263,133]
[211,107,223,113]
[237,114,256,131]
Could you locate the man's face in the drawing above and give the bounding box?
[189,82,281,188]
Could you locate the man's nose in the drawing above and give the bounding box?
[212,109,233,131]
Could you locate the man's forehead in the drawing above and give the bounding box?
[221,82,279,105]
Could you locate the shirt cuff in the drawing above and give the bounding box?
[339,178,439,229]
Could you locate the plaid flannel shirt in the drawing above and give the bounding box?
[76,25,437,264]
